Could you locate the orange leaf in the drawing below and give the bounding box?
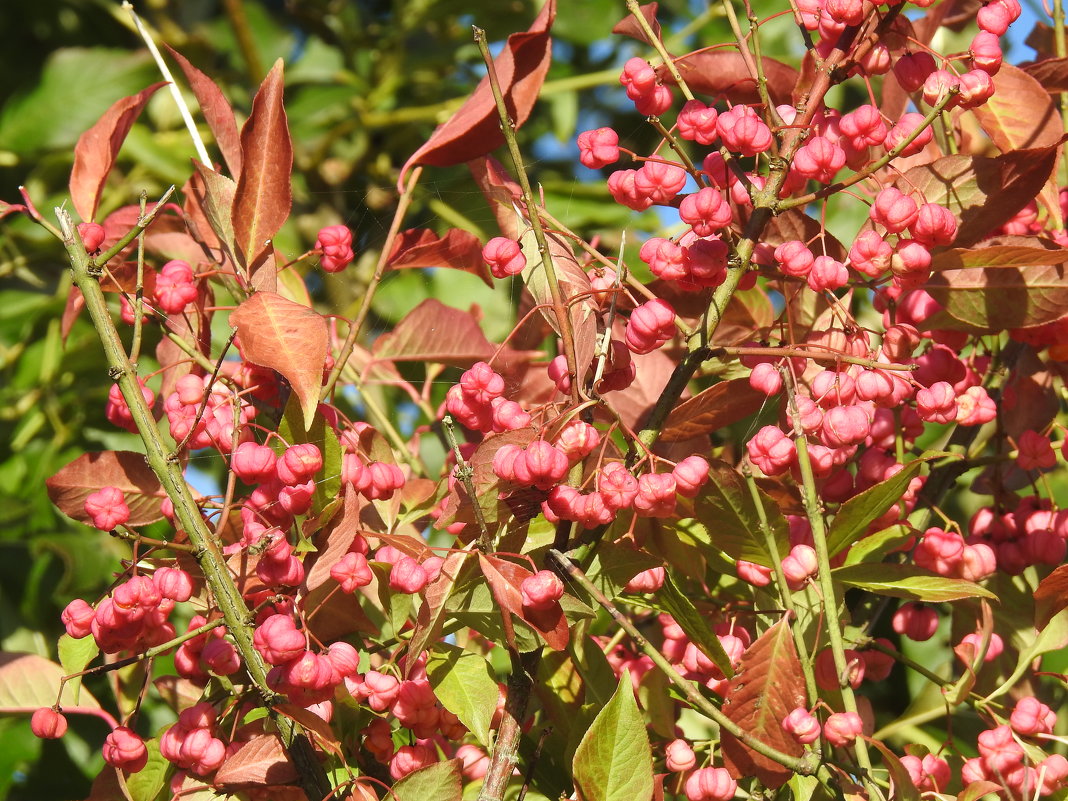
[232,59,293,272]
[165,45,242,177]
[213,734,297,788]
[388,228,493,286]
[720,620,807,789]
[660,378,768,442]
[371,299,495,365]
[69,82,166,222]
[231,291,328,430]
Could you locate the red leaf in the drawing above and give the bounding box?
[899,144,1061,248]
[660,378,768,442]
[213,734,298,788]
[232,59,293,272]
[61,287,85,342]
[407,551,474,675]
[478,554,569,651]
[69,82,167,222]
[972,64,1064,227]
[1023,57,1068,92]
[371,298,495,365]
[0,201,27,220]
[302,488,365,594]
[606,339,677,431]
[658,51,798,106]
[611,2,662,45]
[719,620,807,789]
[399,1,556,184]
[388,228,493,286]
[469,156,523,237]
[165,45,242,177]
[231,291,328,430]
[46,451,166,527]
[929,244,1068,272]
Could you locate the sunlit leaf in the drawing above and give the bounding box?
[832,563,996,602]
[46,450,165,527]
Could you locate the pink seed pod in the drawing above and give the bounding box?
[153,567,194,603]
[870,187,919,233]
[514,441,569,491]
[664,738,696,772]
[977,0,1019,36]
[154,259,199,314]
[521,570,565,610]
[684,767,738,801]
[231,441,278,484]
[807,255,849,291]
[749,362,783,396]
[959,631,1004,663]
[900,753,951,792]
[625,298,676,354]
[330,551,373,593]
[892,602,939,641]
[253,614,306,666]
[970,31,1003,74]
[201,638,241,676]
[672,455,710,497]
[62,598,96,639]
[619,57,657,98]
[460,361,505,403]
[839,105,887,149]
[916,381,958,424]
[717,105,773,156]
[884,112,934,157]
[326,642,361,678]
[909,203,958,246]
[957,69,996,109]
[676,99,720,145]
[792,135,846,183]
[823,711,864,747]
[633,83,673,116]
[77,222,106,252]
[820,404,871,448]
[577,127,620,169]
[598,461,639,511]
[389,744,437,780]
[737,559,773,587]
[276,443,323,485]
[490,397,530,432]
[679,187,732,236]
[84,486,131,531]
[922,69,961,109]
[389,557,430,594]
[858,42,892,76]
[633,472,677,517]
[315,225,355,273]
[31,707,68,739]
[102,726,149,772]
[633,160,688,205]
[554,420,600,462]
[781,544,818,589]
[773,241,811,279]
[482,237,526,278]
[1010,696,1057,736]
[781,707,821,744]
[978,724,1026,774]
[747,425,796,476]
[624,566,665,593]
[607,169,654,211]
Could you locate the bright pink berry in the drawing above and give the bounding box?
[155,260,199,314]
[665,738,696,772]
[916,381,957,424]
[957,69,996,109]
[909,203,957,246]
[737,559,773,586]
[901,753,951,792]
[672,455,710,497]
[970,31,1003,74]
[231,441,278,484]
[959,631,1004,663]
[633,160,688,205]
[598,461,639,510]
[253,614,306,665]
[633,472,677,517]
[389,744,436,780]
[634,84,673,116]
[1010,696,1056,736]
[870,187,919,233]
[885,112,934,156]
[775,240,815,278]
[482,237,526,278]
[84,486,130,531]
[624,566,665,593]
[554,420,600,461]
[153,567,194,602]
[201,638,241,676]
[390,557,430,594]
[276,443,322,485]
[679,187,733,236]
[781,544,818,589]
[747,425,796,476]
[839,105,887,149]
[977,0,1019,35]
[78,222,106,252]
[103,726,148,772]
[978,725,1025,774]
[823,711,864,746]
[684,767,738,801]
[316,225,355,273]
[577,127,621,169]
[521,570,564,610]
[512,440,569,491]
[792,135,846,183]
[619,57,657,99]
[807,255,849,291]
[676,100,720,145]
[331,552,373,593]
[717,105,773,156]
[922,69,961,109]
[625,298,676,354]
[749,362,783,396]
[607,169,654,211]
[31,707,68,739]
[782,707,821,744]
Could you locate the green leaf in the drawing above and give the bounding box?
[426,643,499,747]
[584,540,662,600]
[827,454,947,557]
[843,524,915,567]
[832,563,996,602]
[123,737,171,801]
[57,634,98,705]
[572,672,654,801]
[0,652,100,711]
[689,460,789,567]
[391,758,462,801]
[649,572,734,678]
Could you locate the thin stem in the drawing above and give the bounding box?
[110,525,196,553]
[443,415,492,551]
[130,191,148,364]
[321,167,422,400]
[57,205,334,801]
[550,549,819,776]
[791,425,881,799]
[714,345,916,371]
[473,27,581,406]
[95,186,176,270]
[1055,0,1068,192]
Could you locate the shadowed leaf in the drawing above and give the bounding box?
[925,262,1068,332]
[720,620,806,789]
[832,563,997,601]
[654,572,735,678]
[1034,563,1068,629]
[866,739,921,801]
[408,552,474,672]
[660,378,767,442]
[46,450,165,526]
[427,643,498,746]
[400,1,556,183]
[1023,57,1068,92]
[213,735,297,788]
[69,82,166,222]
[612,2,662,45]
[231,291,328,430]
[659,51,798,106]
[232,59,292,272]
[929,244,1068,271]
